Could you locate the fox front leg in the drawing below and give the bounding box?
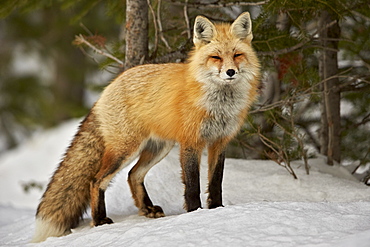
[180,147,202,212]
[207,150,225,208]
[207,140,228,209]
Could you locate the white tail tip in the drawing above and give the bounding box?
[31,217,71,243]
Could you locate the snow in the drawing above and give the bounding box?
[1,120,370,246]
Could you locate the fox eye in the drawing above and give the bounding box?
[234,53,243,58]
[211,55,221,60]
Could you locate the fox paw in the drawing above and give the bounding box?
[139,205,165,218]
[93,217,114,226]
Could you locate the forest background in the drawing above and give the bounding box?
[0,0,369,183]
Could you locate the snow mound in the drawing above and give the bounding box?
[0,119,370,246]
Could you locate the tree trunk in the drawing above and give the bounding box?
[319,10,341,165]
[125,0,148,69]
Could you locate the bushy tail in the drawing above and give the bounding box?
[31,111,104,243]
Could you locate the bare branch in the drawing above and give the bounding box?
[157,0,171,50]
[351,10,370,22]
[257,127,298,179]
[79,22,93,36]
[147,0,159,55]
[167,0,268,8]
[73,34,123,66]
[183,0,191,39]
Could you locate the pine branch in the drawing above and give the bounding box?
[258,20,338,56]
[257,38,309,56]
[250,67,353,115]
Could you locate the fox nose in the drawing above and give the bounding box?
[226,69,236,77]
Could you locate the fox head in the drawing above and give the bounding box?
[189,12,260,86]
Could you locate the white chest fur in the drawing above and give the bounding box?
[199,82,250,142]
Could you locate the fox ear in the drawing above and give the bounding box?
[231,12,253,42]
[193,16,215,47]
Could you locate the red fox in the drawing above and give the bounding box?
[31,12,260,242]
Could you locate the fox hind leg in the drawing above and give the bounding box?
[91,143,142,226]
[128,139,174,218]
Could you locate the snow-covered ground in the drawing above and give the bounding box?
[0,120,369,246]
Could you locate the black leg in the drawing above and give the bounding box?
[181,147,201,212]
[94,188,114,226]
[208,150,225,209]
